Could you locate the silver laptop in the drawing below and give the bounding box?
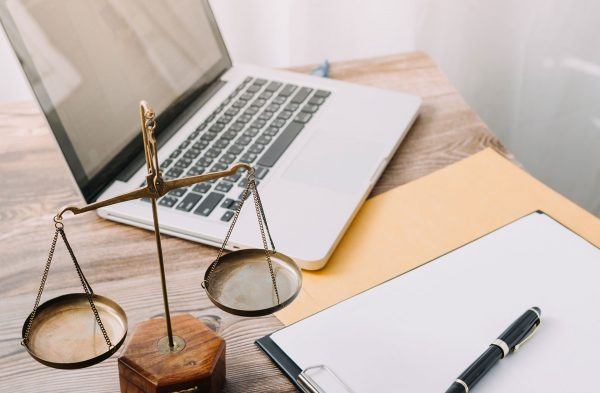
[1,0,420,269]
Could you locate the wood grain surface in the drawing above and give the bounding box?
[0,52,513,392]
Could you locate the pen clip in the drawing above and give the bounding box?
[514,320,541,352]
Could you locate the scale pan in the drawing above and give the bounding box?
[203,249,302,317]
[21,293,127,369]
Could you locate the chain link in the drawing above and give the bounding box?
[205,169,280,304]
[22,223,113,349]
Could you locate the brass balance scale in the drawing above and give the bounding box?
[20,102,302,380]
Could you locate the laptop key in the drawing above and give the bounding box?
[285,103,299,112]
[194,192,225,216]
[176,192,202,212]
[259,91,273,100]
[232,99,247,108]
[256,135,272,145]
[308,96,325,106]
[183,148,201,159]
[201,132,217,141]
[257,122,304,167]
[178,140,190,149]
[221,211,234,222]
[229,122,244,132]
[241,92,254,101]
[222,130,238,140]
[196,156,213,167]
[160,159,172,169]
[215,181,233,193]
[211,163,228,172]
[221,198,235,209]
[169,188,186,197]
[277,110,292,120]
[217,115,233,124]
[270,118,286,128]
[279,84,297,97]
[247,84,261,93]
[264,127,279,136]
[209,123,225,133]
[158,196,178,208]
[251,119,266,129]
[248,143,264,154]
[186,166,204,176]
[237,114,252,124]
[240,152,257,163]
[174,158,193,168]
[214,137,230,149]
[243,128,259,137]
[170,149,182,159]
[294,112,312,124]
[291,87,313,104]
[225,107,239,117]
[228,145,244,155]
[219,154,236,164]
[236,136,252,146]
[193,183,211,194]
[244,106,259,116]
[192,140,209,150]
[258,111,273,121]
[166,167,183,179]
[265,81,282,92]
[254,78,268,86]
[255,166,269,179]
[205,147,222,158]
[272,96,286,105]
[314,89,331,97]
[301,104,319,113]
[251,98,267,108]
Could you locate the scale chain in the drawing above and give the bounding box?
[250,180,280,303]
[22,229,59,345]
[59,228,113,348]
[22,223,113,349]
[205,170,280,304]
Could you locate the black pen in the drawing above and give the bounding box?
[445,307,541,393]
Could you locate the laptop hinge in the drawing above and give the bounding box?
[112,78,227,188]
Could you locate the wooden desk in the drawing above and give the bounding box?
[0,52,513,392]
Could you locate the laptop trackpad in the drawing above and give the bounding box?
[282,128,386,194]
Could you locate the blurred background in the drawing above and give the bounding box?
[1,0,598,215]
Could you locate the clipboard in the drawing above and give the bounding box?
[258,212,600,392]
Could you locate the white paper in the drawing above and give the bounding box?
[271,213,600,392]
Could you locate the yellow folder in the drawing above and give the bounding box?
[275,148,600,325]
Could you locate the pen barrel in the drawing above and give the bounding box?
[497,307,541,351]
[448,345,503,392]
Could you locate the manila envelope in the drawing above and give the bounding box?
[275,148,600,325]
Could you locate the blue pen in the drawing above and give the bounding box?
[310,59,330,78]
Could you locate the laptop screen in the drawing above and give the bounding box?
[1,0,230,200]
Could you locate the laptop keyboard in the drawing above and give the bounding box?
[141,76,331,222]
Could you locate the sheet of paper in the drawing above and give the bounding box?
[271,212,600,392]
[275,148,600,325]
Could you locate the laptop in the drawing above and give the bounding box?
[0,0,420,270]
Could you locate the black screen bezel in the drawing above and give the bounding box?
[0,0,231,202]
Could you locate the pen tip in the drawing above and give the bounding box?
[532,306,541,316]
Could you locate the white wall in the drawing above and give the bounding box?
[1,0,598,215]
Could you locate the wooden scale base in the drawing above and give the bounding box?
[118,314,225,393]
